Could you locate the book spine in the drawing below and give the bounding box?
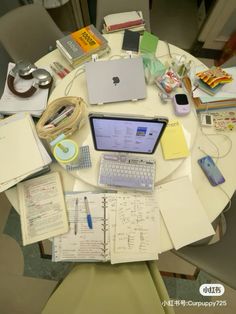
[71,45,111,67]
[196,103,236,112]
[56,25,108,62]
[56,41,73,62]
[101,196,109,261]
[108,19,144,31]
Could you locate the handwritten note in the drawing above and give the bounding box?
[107,192,160,264]
[17,172,69,245]
[52,192,160,264]
[53,193,107,262]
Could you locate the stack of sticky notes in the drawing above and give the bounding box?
[161,120,189,159]
[196,67,233,96]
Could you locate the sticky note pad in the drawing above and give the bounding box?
[140,31,159,54]
[161,120,189,159]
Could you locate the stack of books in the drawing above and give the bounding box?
[192,95,236,112]
[184,67,236,112]
[56,24,110,68]
[102,11,145,33]
[195,67,233,96]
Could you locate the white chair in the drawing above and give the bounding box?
[0,3,64,63]
[96,0,151,32]
[0,44,12,96]
[174,192,236,290]
[42,261,175,314]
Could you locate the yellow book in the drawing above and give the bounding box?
[161,120,189,159]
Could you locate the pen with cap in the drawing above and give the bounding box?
[50,106,74,126]
[84,196,93,229]
[45,105,67,125]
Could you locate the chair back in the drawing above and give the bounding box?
[96,0,151,32]
[0,4,64,63]
[0,43,12,96]
[174,194,236,290]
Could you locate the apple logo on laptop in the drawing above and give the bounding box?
[112,76,120,86]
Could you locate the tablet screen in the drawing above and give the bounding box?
[89,114,168,154]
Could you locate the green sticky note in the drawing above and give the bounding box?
[140,31,159,54]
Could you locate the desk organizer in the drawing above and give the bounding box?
[36,96,87,141]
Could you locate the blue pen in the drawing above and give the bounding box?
[84,196,93,229]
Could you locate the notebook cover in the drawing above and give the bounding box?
[140,31,159,54]
[122,29,140,52]
[160,120,189,159]
[56,24,108,61]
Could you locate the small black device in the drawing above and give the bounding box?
[121,29,140,53]
[172,93,190,116]
[200,114,214,127]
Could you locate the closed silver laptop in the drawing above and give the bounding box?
[85,57,146,105]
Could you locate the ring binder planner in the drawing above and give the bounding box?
[101,195,109,260]
[52,191,160,264]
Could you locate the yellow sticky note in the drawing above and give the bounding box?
[161,120,189,160]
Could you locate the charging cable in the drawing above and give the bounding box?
[64,66,85,97]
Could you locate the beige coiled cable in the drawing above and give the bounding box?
[36,96,87,141]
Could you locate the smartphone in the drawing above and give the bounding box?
[198,156,225,186]
[173,93,190,116]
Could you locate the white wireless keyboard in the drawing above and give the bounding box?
[98,154,156,192]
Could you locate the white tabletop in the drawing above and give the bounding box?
[5,33,236,252]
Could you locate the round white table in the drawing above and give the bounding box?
[6,33,236,252]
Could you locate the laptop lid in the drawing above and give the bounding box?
[85,57,146,105]
[89,113,168,154]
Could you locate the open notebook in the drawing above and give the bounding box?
[52,191,160,264]
[17,172,69,245]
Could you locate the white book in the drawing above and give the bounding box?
[157,176,215,250]
[0,113,51,192]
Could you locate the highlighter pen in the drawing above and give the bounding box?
[54,61,70,75]
[50,64,65,78]
[84,196,93,229]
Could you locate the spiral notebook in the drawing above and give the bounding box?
[52,191,160,264]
